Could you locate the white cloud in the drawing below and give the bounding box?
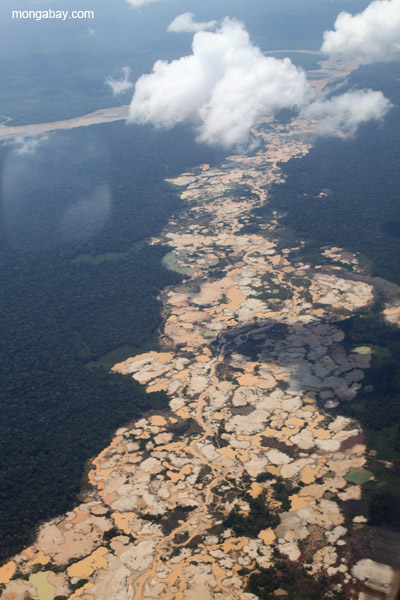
[129,18,315,147]
[322,0,400,63]
[126,0,163,6]
[80,28,96,39]
[128,17,393,147]
[105,67,134,96]
[301,89,393,135]
[168,13,217,33]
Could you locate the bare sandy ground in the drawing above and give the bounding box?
[0,105,129,141]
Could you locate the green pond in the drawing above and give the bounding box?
[345,468,373,485]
